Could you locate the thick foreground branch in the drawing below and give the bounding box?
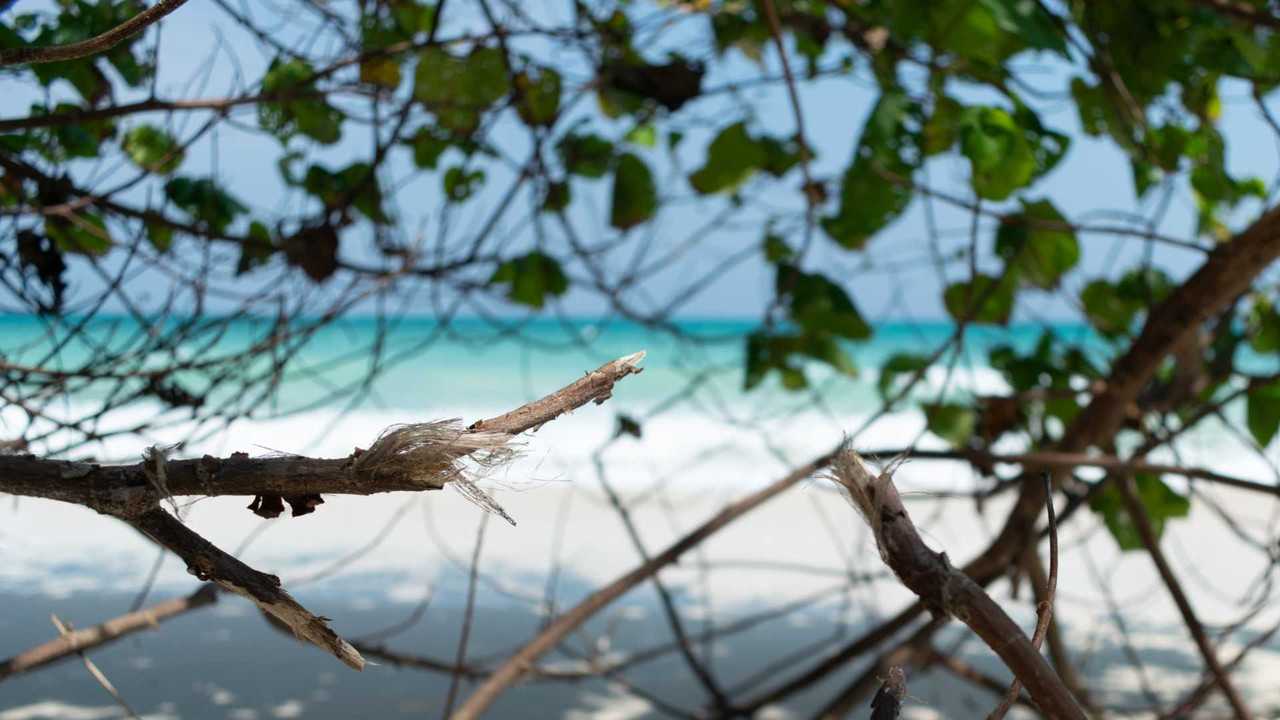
[1,353,644,670]
[829,450,1085,720]
[130,507,366,670]
[0,352,645,515]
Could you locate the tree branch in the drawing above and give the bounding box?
[450,450,837,720]
[1114,473,1254,719]
[0,0,191,67]
[966,214,1280,583]
[859,447,1280,499]
[829,450,1085,719]
[130,506,365,670]
[1,354,644,670]
[0,585,217,682]
[988,473,1059,720]
[0,352,646,513]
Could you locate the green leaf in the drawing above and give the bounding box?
[1081,281,1135,337]
[1248,296,1280,353]
[943,274,1015,325]
[924,403,976,447]
[46,212,112,255]
[1090,474,1190,552]
[489,251,569,308]
[959,106,1036,200]
[758,136,804,177]
[122,125,183,175]
[822,90,920,249]
[1247,381,1280,448]
[689,122,766,194]
[995,199,1079,289]
[542,181,571,213]
[922,96,962,156]
[409,127,451,169]
[414,46,508,133]
[443,166,484,202]
[763,234,793,264]
[977,0,1068,56]
[360,56,402,89]
[625,123,657,147]
[146,222,173,253]
[744,330,857,391]
[515,68,561,126]
[776,265,871,340]
[1081,268,1173,336]
[301,163,389,223]
[165,177,246,234]
[878,353,931,398]
[238,221,276,275]
[557,133,614,178]
[258,58,344,144]
[610,153,657,230]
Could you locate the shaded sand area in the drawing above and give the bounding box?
[5,472,1280,718]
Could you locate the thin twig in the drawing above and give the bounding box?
[450,451,837,720]
[0,586,218,682]
[988,472,1058,719]
[1114,473,1255,719]
[442,514,488,719]
[49,615,142,720]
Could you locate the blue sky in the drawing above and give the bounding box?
[3,1,1278,322]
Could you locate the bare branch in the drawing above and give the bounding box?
[49,615,142,720]
[0,352,646,512]
[860,447,1280,498]
[829,450,1085,720]
[451,450,837,720]
[988,473,1059,720]
[130,506,365,670]
[1,355,644,671]
[1114,473,1254,719]
[0,0,191,67]
[468,350,645,434]
[0,585,217,682]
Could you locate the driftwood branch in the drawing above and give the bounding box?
[828,450,1085,720]
[0,352,646,514]
[1,353,645,670]
[0,0,191,67]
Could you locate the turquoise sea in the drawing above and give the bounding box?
[0,313,1112,417]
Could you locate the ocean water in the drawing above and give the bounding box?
[0,314,1109,453]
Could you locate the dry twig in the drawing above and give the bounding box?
[0,585,217,682]
[828,449,1084,719]
[988,472,1059,720]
